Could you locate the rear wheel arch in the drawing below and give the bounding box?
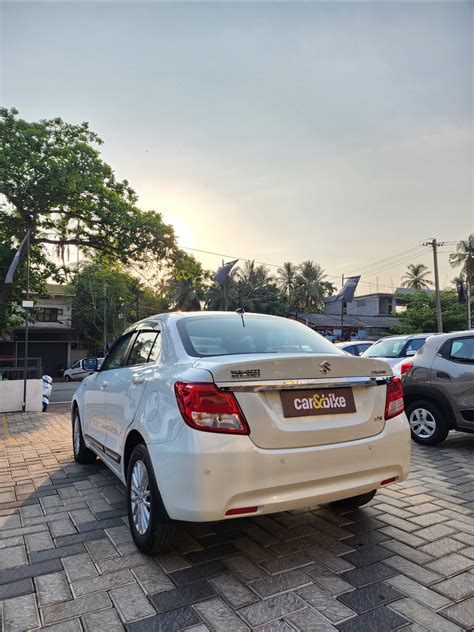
[403,386,456,429]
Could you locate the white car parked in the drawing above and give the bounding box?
[64,357,104,381]
[72,312,410,554]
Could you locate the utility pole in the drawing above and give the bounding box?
[340,274,345,341]
[21,232,32,413]
[424,238,444,333]
[103,281,107,357]
[467,235,472,329]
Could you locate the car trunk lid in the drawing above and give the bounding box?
[193,353,392,449]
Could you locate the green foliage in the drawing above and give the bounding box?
[0,108,177,335]
[69,262,168,355]
[401,263,433,290]
[163,251,211,311]
[450,234,474,283]
[391,290,471,334]
[204,259,334,316]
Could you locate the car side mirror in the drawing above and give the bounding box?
[82,357,99,372]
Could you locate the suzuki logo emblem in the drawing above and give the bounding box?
[320,361,331,375]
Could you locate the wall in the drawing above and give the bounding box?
[0,379,43,413]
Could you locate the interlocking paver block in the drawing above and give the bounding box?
[110,583,156,622]
[61,552,98,581]
[35,571,72,605]
[3,408,474,632]
[209,573,258,608]
[41,590,112,624]
[441,596,474,629]
[194,597,249,630]
[296,583,356,623]
[389,597,463,631]
[82,608,125,631]
[239,592,306,627]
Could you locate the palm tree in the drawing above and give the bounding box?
[401,263,433,290]
[450,235,474,283]
[295,260,331,311]
[276,262,297,297]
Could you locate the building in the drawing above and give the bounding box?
[0,284,87,376]
[324,292,397,317]
[294,292,402,340]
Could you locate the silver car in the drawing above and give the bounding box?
[402,331,474,445]
[362,334,434,374]
[335,341,374,356]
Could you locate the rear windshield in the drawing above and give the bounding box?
[364,338,424,358]
[177,315,343,358]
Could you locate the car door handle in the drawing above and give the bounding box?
[100,381,109,389]
[436,371,450,381]
[132,377,145,385]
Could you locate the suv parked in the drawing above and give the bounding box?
[402,331,474,445]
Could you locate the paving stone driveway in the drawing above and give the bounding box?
[1,409,474,631]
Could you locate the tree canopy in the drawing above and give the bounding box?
[392,290,470,334]
[401,263,433,290]
[0,108,177,325]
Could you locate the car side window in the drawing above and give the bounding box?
[127,331,159,367]
[148,333,162,363]
[101,333,134,371]
[449,337,474,363]
[405,338,425,355]
[72,361,80,369]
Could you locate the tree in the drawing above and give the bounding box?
[392,290,470,334]
[401,263,433,290]
[294,260,335,312]
[277,262,297,298]
[0,108,177,318]
[450,235,474,284]
[162,251,210,311]
[70,262,169,355]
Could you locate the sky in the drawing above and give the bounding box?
[1,0,472,293]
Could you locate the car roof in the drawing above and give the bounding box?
[123,311,293,333]
[375,333,436,342]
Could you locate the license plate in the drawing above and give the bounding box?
[280,388,356,418]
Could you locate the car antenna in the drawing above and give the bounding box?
[236,307,246,327]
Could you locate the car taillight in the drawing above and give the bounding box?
[385,377,404,420]
[400,361,413,376]
[174,382,250,434]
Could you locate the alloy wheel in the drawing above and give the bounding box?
[73,416,81,455]
[130,459,151,535]
[409,407,436,439]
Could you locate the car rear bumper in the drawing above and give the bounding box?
[150,413,411,522]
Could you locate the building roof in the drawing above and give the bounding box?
[297,312,400,329]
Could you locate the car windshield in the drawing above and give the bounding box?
[177,315,343,358]
[363,338,407,358]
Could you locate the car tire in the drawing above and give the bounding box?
[72,410,96,464]
[127,444,177,555]
[329,489,377,510]
[406,399,449,446]
[64,375,71,382]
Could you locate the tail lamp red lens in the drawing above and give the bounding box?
[399,361,413,376]
[381,476,399,486]
[174,382,250,434]
[385,377,404,420]
[225,506,258,516]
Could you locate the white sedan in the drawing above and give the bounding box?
[72,312,410,554]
